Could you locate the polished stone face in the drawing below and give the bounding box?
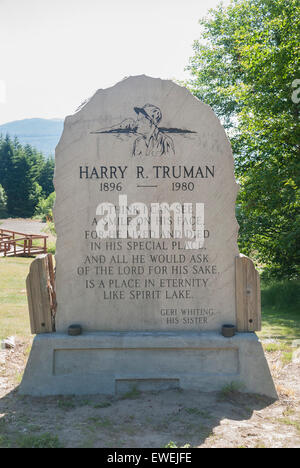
[54,75,239,333]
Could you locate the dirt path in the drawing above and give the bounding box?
[0,218,56,250]
[0,339,299,448]
[0,218,47,235]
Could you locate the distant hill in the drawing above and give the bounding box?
[0,118,64,157]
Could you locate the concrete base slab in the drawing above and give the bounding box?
[19,331,277,398]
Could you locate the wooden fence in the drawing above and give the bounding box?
[26,253,56,334]
[0,229,48,257]
[235,254,261,332]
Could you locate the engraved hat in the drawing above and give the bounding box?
[134,104,162,126]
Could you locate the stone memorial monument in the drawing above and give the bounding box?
[20,76,277,398]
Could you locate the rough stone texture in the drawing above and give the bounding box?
[1,337,15,349]
[20,76,276,398]
[54,75,239,333]
[19,331,277,398]
[0,350,6,364]
[293,348,300,364]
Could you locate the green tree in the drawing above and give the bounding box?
[0,136,51,217]
[0,184,7,217]
[38,157,55,197]
[0,135,15,195]
[186,0,300,279]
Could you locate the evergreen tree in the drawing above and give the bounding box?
[38,157,55,197]
[0,183,7,217]
[0,135,54,217]
[0,135,15,195]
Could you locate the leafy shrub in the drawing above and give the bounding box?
[261,280,300,311]
[34,192,55,222]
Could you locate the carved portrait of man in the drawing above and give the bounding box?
[91,103,195,157]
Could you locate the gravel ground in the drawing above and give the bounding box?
[0,339,299,448]
[0,218,47,235]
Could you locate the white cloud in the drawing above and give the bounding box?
[0,80,6,104]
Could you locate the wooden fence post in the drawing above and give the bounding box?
[26,254,56,334]
[235,254,261,332]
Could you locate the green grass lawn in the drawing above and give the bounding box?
[258,308,300,344]
[258,280,300,345]
[0,257,299,344]
[0,257,32,340]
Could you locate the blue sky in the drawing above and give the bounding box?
[0,0,230,124]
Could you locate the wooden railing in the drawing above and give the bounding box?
[0,229,48,257]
